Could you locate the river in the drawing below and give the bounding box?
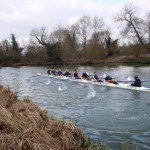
[0,64,150,149]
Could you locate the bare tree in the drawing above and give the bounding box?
[91,17,104,45]
[0,40,11,52]
[145,13,150,44]
[60,25,80,61]
[30,27,61,61]
[30,27,49,46]
[69,24,79,53]
[50,25,66,44]
[89,16,105,59]
[114,4,150,52]
[76,15,92,56]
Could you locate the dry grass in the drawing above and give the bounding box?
[0,86,17,108]
[0,85,101,150]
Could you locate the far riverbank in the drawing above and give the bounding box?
[1,54,150,67]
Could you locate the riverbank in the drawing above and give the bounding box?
[1,54,150,67]
[0,85,96,149]
[102,54,150,64]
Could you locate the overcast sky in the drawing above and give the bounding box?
[0,0,150,44]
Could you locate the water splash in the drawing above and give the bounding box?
[86,85,96,99]
[58,86,62,91]
[45,79,51,85]
[37,72,42,76]
[58,83,67,91]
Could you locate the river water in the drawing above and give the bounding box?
[0,65,150,149]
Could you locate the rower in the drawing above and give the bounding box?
[105,75,112,81]
[47,68,51,75]
[63,69,71,77]
[51,69,57,75]
[131,75,141,87]
[57,69,63,76]
[93,71,103,82]
[82,71,90,80]
[73,69,80,79]
[105,75,118,84]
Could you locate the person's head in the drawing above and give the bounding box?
[134,75,138,79]
[94,71,96,74]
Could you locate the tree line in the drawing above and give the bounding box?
[0,4,150,66]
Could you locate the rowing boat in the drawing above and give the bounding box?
[46,74,150,92]
[92,82,150,92]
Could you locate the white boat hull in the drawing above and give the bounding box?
[92,82,150,92]
[46,74,150,92]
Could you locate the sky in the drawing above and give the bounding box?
[0,0,150,45]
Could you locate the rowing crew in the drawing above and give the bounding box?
[47,68,103,80]
[47,69,118,84]
[47,68,82,78]
[46,68,141,87]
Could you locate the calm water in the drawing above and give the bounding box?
[0,65,150,149]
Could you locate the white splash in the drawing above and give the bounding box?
[86,85,96,99]
[57,83,67,91]
[58,86,62,91]
[45,79,51,85]
[125,76,132,81]
[37,72,42,76]
[103,74,106,78]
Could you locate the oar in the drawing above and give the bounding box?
[116,76,150,82]
[117,79,149,82]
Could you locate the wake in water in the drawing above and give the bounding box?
[86,85,96,99]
